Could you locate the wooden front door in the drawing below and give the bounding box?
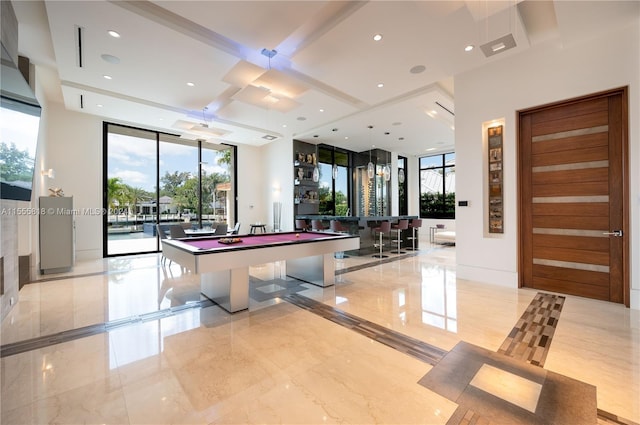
[518,88,628,305]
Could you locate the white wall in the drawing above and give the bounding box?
[235,143,266,232]
[263,137,294,232]
[41,104,104,261]
[455,21,639,308]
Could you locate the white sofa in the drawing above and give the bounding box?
[433,230,456,245]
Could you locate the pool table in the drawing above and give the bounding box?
[161,231,360,312]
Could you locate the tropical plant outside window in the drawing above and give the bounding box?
[419,153,455,219]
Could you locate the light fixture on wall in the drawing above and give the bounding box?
[367,125,375,179]
[41,168,55,179]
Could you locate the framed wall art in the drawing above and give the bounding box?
[488,125,504,233]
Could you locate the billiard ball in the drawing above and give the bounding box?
[295,233,299,238]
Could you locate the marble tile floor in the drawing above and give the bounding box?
[1,245,639,424]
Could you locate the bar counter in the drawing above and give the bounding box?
[295,215,419,255]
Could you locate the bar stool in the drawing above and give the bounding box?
[390,219,409,254]
[295,219,310,231]
[406,218,422,251]
[330,220,349,233]
[372,221,391,258]
[311,219,326,231]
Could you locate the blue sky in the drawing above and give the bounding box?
[107,133,228,192]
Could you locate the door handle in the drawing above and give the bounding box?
[603,230,623,237]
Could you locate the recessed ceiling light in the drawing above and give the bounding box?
[282,124,287,128]
[377,83,384,88]
[344,136,349,140]
[426,148,436,151]
[101,54,120,64]
[296,116,307,121]
[103,75,112,80]
[398,137,404,141]
[410,65,426,74]
[392,122,402,126]
[96,104,103,108]
[319,108,324,112]
[373,34,383,41]
[107,30,121,38]
[186,82,195,87]
[465,45,474,52]
[492,42,506,52]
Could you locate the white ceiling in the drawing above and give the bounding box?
[11,0,639,156]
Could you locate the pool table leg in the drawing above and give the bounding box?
[286,253,335,287]
[200,268,249,313]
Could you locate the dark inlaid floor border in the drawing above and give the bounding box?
[283,293,447,365]
[498,292,565,367]
[336,251,421,275]
[597,409,640,425]
[0,299,214,358]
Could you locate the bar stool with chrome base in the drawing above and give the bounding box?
[406,218,422,251]
[391,219,409,254]
[372,221,391,258]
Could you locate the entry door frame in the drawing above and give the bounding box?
[517,87,630,307]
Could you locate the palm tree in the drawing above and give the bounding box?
[107,177,126,225]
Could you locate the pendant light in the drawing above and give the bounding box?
[332,146,338,179]
[367,125,375,179]
[312,147,319,182]
[382,150,391,182]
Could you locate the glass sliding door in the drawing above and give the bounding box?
[104,123,236,257]
[158,134,199,230]
[105,124,158,255]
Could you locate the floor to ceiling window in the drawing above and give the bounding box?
[104,123,235,256]
[419,152,455,219]
[318,146,350,216]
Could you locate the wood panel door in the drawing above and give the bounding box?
[518,88,629,305]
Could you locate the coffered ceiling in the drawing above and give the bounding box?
[12,0,639,156]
